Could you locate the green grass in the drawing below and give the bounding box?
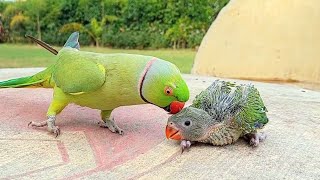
[0,44,196,73]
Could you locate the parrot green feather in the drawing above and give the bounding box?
[191,80,268,134]
[53,49,107,94]
[0,65,55,88]
[232,84,268,134]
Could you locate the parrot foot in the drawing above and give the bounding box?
[99,119,123,135]
[246,132,267,147]
[180,140,192,153]
[28,115,60,137]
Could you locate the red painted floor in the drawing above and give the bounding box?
[0,88,171,178]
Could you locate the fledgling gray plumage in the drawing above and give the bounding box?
[166,80,269,151]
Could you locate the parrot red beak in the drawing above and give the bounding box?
[165,125,182,140]
[168,101,185,114]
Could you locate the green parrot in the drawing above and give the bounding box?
[166,80,268,152]
[0,32,189,136]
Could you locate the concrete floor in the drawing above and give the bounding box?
[0,68,319,179]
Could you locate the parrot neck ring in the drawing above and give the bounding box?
[139,58,156,105]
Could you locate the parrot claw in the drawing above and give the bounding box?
[48,126,60,138]
[28,120,47,127]
[99,119,123,135]
[28,116,61,137]
[247,132,267,147]
[180,140,191,153]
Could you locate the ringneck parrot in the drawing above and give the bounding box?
[166,80,268,152]
[0,32,189,136]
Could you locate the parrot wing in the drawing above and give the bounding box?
[191,80,268,131]
[233,84,269,133]
[53,59,106,95]
[191,80,237,122]
[53,32,106,94]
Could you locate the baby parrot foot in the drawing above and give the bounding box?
[246,132,267,147]
[99,119,123,135]
[258,132,267,141]
[180,140,192,153]
[28,115,60,137]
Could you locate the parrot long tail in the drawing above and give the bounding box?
[0,35,58,88]
[0,66,55,88]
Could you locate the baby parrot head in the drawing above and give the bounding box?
[166,107,212,141]
[141,59,189,114]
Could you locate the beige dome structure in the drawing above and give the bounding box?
[192,0,320,85]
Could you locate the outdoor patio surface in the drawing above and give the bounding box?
[0,68,319,179]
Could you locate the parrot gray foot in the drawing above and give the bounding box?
[246,132,267,147]
[28,115,60,137]
[99,119,123,135]
[180,140,192,153]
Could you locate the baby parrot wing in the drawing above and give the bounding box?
[233,84,269,133]
[191,80,236,121]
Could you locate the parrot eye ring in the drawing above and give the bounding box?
[164,86,173,96]
[184,120,191,126]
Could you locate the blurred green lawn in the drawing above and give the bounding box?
[0,44,196,73]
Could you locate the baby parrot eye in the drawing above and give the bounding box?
[184,120,191,126]
[164,86,173,96]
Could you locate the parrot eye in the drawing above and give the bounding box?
[164,86,173,96]
[184,120,191,126]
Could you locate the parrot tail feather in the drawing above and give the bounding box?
[25,35,58,55]
[0,66,55,88]
[0,76,44,88]
[63,32,80,50]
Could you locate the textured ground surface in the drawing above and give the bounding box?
[0,68,319,180]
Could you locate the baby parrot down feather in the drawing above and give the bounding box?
[166,80,268,152]
[0,32,189,136]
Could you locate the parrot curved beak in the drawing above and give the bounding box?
[163,101,185,114]
[165,125,182,140]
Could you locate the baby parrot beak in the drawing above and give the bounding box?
[163,101,185,114]
[165,125,182,140]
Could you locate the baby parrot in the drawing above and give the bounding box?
[166,80,268,152]
[0,32,189,136]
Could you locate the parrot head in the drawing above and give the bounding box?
[166,107,212,141]
[141,59,189,114]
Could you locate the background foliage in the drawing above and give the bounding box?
[0,0,229,49]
